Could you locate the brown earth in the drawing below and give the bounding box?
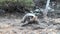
[0,16,60,34]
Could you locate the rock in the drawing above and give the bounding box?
[40,32,47,34]
[56,31,60,34]
[39,23,48,29]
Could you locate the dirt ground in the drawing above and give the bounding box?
[0,15,60,34]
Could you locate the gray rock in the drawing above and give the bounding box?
[56,31,60,34]
[40,32,47,34]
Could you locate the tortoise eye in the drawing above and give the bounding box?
[28,16,33,19]
[31,16,33,18]
[30,16,33,18]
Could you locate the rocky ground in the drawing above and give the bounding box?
[0,15,60,34]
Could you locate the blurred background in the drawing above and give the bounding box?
[0,0,60,18]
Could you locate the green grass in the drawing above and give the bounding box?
[0,0,35,10]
